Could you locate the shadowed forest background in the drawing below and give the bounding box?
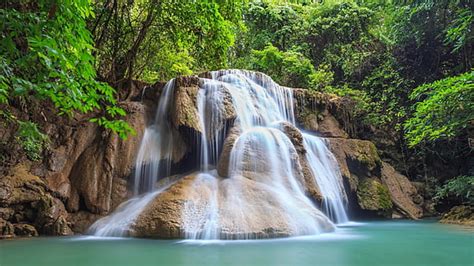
[1,0,473,216]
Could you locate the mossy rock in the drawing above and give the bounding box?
[357,178,393,211]
[440,205,474,226]
[354,141,380,171]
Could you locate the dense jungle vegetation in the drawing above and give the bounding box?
[1,0,473,210]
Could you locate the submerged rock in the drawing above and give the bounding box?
[13,223,38,237]
[0,218,14,238]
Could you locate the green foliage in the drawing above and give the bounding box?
[444,8,474,53]
[434,176,474,205]
[1,0,133,138]
[388,0,473,80]
[360,58,411,127]
[238,1,306,52]
[91,0,246,82]
[309,64,334,90]
[404,71,474,146]
[15,121,48,161]
[305,2,374,66]
[247,44,317,88]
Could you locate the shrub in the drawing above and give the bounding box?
[434,175,474,205]
[16,121,49,161]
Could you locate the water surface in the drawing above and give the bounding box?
[1,220,472,266]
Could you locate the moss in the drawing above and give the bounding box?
[354,141,381,170]
[357,178,393,211]
[376,183,393,210]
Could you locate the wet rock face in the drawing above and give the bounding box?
[327,138,381,192]
[67,102,146,215]
[217,126,241,178]
[357,178,393,213]
[171,84,202,134]
[216,122,322,203]
[0,98,149,238]
[326,138,423,219]
[380,162,422,219]
[293,89,349,138]
[0,164,73,237]
[131,174,334,239]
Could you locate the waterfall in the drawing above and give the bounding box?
[303,133,349,223]
[89,69,349,239]
[89,79,177,237]
[134,79,176,194]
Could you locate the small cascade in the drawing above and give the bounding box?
[226,127,326,236]
[89,69,350,239]
[134,79,176,194]
[182,172,220,239]
[88,190,162,237]
[303,133,349,223]
[197,89,210,171]
[89,79,177,237]
[88,176,178,237]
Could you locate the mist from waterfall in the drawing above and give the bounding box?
[89,69,349,239]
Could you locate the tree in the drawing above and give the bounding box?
[0,0,133,138]
[404,70,474,147]
[90,0,246,83]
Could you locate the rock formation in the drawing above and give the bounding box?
[0,70,426,239]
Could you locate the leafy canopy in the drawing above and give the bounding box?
[1,0,133,138]
[404,70,474,147]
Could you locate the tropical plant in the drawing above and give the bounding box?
[404,71,474,146]
[434,175,474,205]
[1,0,133,138]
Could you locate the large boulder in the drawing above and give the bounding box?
[131,175,194,238]
[171,76,202,134]
[199,81,236,136]
[327,138,423,218]
[356,178,393,212]
[0,164,73,237]
[67,102,146,214]
[381,162,423,219]
[131,173,334,239]
[327,138,381,192]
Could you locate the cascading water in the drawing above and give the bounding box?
[89,69,349,239]
[303,133,349,223]
[89,79,178,237]
[134,79,177,194]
